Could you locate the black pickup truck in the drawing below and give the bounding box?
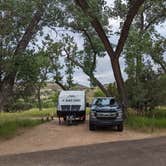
[89,97,124,131]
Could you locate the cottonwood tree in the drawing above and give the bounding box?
[0,1,44,111]
[0,0,63,111]
[124,0,166,73]
[71,0,145,111]
[123,0,166,110]
[149,37,166,74]
[15,51,50,111]
[33,51,50,111]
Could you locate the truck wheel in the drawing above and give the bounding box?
[117,124,123,132]
[89,123,95,131]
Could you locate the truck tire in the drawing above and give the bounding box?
[89,123,96,131]
[117,124,123,132]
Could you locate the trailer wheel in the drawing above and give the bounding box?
[63,116,66,121]
[89,123,96,131]
[82,114,86,122]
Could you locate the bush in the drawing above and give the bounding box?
[50,92,59,105]
[5,100,33,112]
[94,88,105,97]
[126,115,166,131]
[148,107,166,119]
[126,108,166,132]
[42,100,55,108]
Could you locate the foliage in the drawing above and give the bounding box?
[93,88,105,97]
[5,100,33,112]
[0,0,165,112]
[125,65,166,111]
[50,92,59,105]
[107,83,119,98]
[123,0,166,111]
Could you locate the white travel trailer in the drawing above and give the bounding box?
[57,91,86,124]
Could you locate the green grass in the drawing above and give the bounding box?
[0,108,56,139]
[86,108,90,114]
[150,107,166,119]
[126,108,166,132]
[0,119,43,139]
[0,108,56,119]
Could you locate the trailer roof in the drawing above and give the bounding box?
[59,90,85,97]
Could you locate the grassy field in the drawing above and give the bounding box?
[125,107,166,132]
[0,107,166,139]
[0,108,56,139]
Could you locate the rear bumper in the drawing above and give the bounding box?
[90,118,123,127]
[57,110,86,117]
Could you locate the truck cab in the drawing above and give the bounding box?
[89,97,124,131]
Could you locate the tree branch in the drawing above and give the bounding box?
[14,9,44,55]
[114,0,145,58]
[55,81,67,90]
[64,48,109,96]
[144,14,165,32]
[64,48,84,70]
[3,5,45,85]
[75,0,115,59]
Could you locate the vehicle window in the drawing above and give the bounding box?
[94,98,115,107]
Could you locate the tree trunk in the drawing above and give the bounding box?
[111,58,128,111]
[37,87,42,111]
[0,93,5,112]
[65,52,109,96]
[75,0,145,113]
[55,81,67,90]
[0,80,14,112]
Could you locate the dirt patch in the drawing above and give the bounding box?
[0,118,165,156]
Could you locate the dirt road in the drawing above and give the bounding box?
[0,137,166,166]
[0,118,165,156]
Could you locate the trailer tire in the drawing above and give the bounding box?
[63,116,66,121]
[89,123,96,131]
[82,114,86,122]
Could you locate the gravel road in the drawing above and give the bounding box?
[0,137,166,166]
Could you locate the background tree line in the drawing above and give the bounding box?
[0,0,165,113]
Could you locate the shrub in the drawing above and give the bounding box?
[5,100,33,112]
[94,88,105,97]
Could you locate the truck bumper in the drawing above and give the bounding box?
[90,118,123,127]
[57,110,86,117]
